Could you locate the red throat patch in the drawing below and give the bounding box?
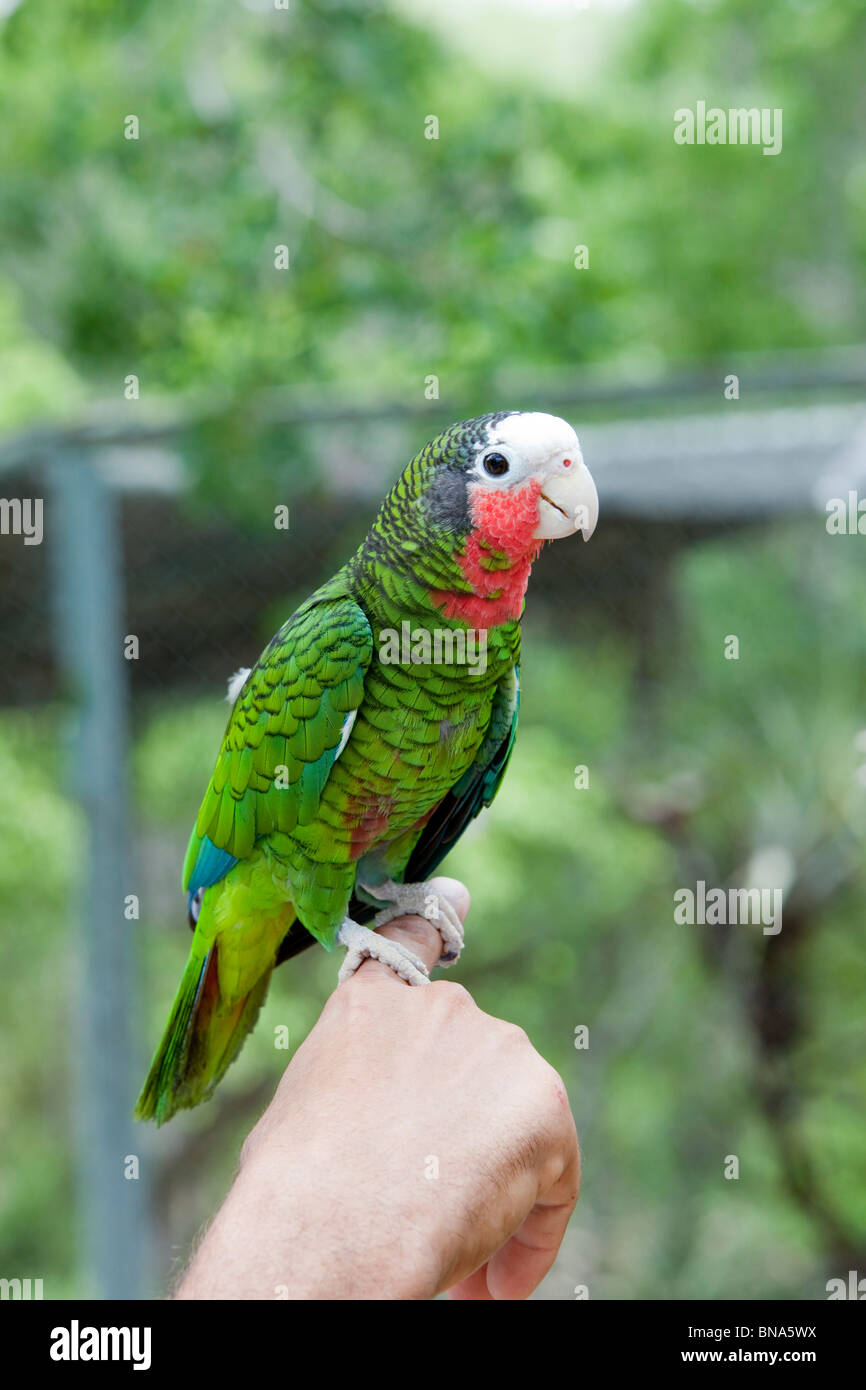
[430,478,544,628]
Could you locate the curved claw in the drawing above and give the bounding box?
[360,879,465,968]
[337,918,430,986]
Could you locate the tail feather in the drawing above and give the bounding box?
[134,941,274,1126]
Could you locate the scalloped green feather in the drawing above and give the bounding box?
[182,593,372,896]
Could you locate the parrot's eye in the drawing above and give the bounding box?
[482,452,510,477]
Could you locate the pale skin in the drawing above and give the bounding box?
[175,878,580,1301]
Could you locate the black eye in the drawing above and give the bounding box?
[482,452,509,477]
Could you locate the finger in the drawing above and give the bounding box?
[447,1264,493,1301]
[484,1149,581,1301]
[444,1135,580,1301]
[355,877,471,983]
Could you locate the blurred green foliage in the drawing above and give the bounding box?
[0,0,864,437]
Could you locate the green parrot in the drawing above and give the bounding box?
[135,411,598,1123]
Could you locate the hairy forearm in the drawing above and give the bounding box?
[176,1151,441,1301]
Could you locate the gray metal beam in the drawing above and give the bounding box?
[48,452,149,1299]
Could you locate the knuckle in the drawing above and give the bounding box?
[546,1063,570,1107]
[499,1019,530,1049]
[537,1060,573,1122]
[430,979,474,1011]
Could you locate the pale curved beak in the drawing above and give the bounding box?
[533,457,599,541]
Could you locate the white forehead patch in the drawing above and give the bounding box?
[485,412,580,467]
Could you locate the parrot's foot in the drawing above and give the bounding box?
[336,919,430,987]
[359,879,465,967]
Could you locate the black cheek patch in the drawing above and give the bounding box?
[424,466,471,534]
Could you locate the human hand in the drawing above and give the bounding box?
[175,878,580,1301]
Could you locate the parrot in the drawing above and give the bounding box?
[135,411,598,1123]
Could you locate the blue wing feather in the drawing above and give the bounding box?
[185,835,239,913]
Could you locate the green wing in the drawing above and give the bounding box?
[183,593,372,902]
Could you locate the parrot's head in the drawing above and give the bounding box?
[381,411,598,626]
[420,410,598,544]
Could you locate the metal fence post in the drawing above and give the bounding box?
[49,449,149,1299]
